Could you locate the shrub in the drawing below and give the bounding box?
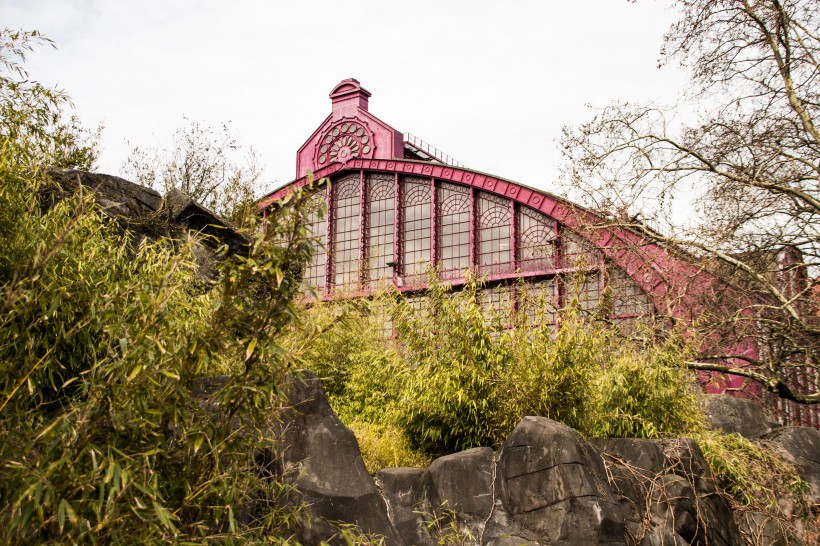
[591,332,704,438]
[392,279,508,455]
[0,30,319,541]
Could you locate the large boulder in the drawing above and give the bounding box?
[46,170,248,280]
[703,394,776,439]
[274,371,401,545]
[760,426,820,506]
[591,437,745,546]
[495,417,626,545]
[376,468,435,546]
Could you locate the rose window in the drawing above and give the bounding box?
[317,122,372,165]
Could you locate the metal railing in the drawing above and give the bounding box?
[403,132,464,168]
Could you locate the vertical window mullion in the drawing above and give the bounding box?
[511,202,518,273]
[358,170,366,290]
[511,202,519,314]
[393,172,400,286]
[430,178,437,272]
[325,181,334,292]
[469,187,476,272]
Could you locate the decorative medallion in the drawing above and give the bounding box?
[316,119,374,167]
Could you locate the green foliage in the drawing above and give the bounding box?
[296,274,707,464]
[393,278,508,455]
[501,306,599,436]
[0,30,317,543]
[695,429,811,512]
[591,333,704,439]
[345,420,430,474]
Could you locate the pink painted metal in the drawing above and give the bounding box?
[295,79,403,179]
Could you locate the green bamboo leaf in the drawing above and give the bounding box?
[127,364,142,381]
[58,498,67,532]
[244,338,257,361]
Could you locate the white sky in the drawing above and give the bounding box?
[5,0,686,197]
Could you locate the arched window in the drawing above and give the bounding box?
[366,173,395,289]
[517,205,556,273]
[476,192,512,276]
[437,182,470,279]
[401,176,432,286]
[332,174,360,290]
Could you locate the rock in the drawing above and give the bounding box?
[593,437,745,546]
[376,468,435,546]
[736,511,788,546]
[761,426,820,506]
[48,169,162,215]
[275,371,400,545]
[164,189,248,257]
[427,447,495,518]
[658,438,718,494]
[703,394,775,439]
[46,170,249,281]
[589,438,667,475]
[497,416,626,545]
[425,447,496,541]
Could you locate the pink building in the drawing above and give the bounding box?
[260,79,818,427]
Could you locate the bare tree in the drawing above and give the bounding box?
[122,119,263,224]
[561,0,819,407]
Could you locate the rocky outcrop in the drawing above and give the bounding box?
[590,437,745,546]
[274,372,402,545]
[703,394,777,440]
[271,374,817,545]
[45,169,248,279]
[760,426,820,506]
[495,418,625,545]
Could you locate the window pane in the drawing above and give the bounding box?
[480,283,513,325]
[303,190,327,292]
[477,192,512,276]
[517,206,556,272]
[401,176,431,286]
[561,228,601,269]
[519,278,557,324]
[565,271,602,313]
[608,266,653,316]
[437,182,470,280]
[332,174,360,290]
[367,173,395,289]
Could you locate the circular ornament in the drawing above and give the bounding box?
[316,120,375,166]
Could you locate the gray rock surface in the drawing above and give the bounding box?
[761,426,820,506]
[376,468,435,546]
[497,417,626,545]
[591,437,745,546]
[46,169,248,280]
[276,371,401,545]
[48,169,162,215]
[703,394,776,439]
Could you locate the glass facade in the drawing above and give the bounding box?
[308,171,653,324]
[401,177,431,286]
[437,182,471,280]
[303,190,327,291]
[366,173,395,289]
[331,174,361,290]
[476,192,512,276]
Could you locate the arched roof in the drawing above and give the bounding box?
[259,158,727,323]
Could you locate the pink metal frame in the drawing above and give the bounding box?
[261,159,721,316]
[261,159,767,397]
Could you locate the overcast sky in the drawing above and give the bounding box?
[5,0,686,197]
